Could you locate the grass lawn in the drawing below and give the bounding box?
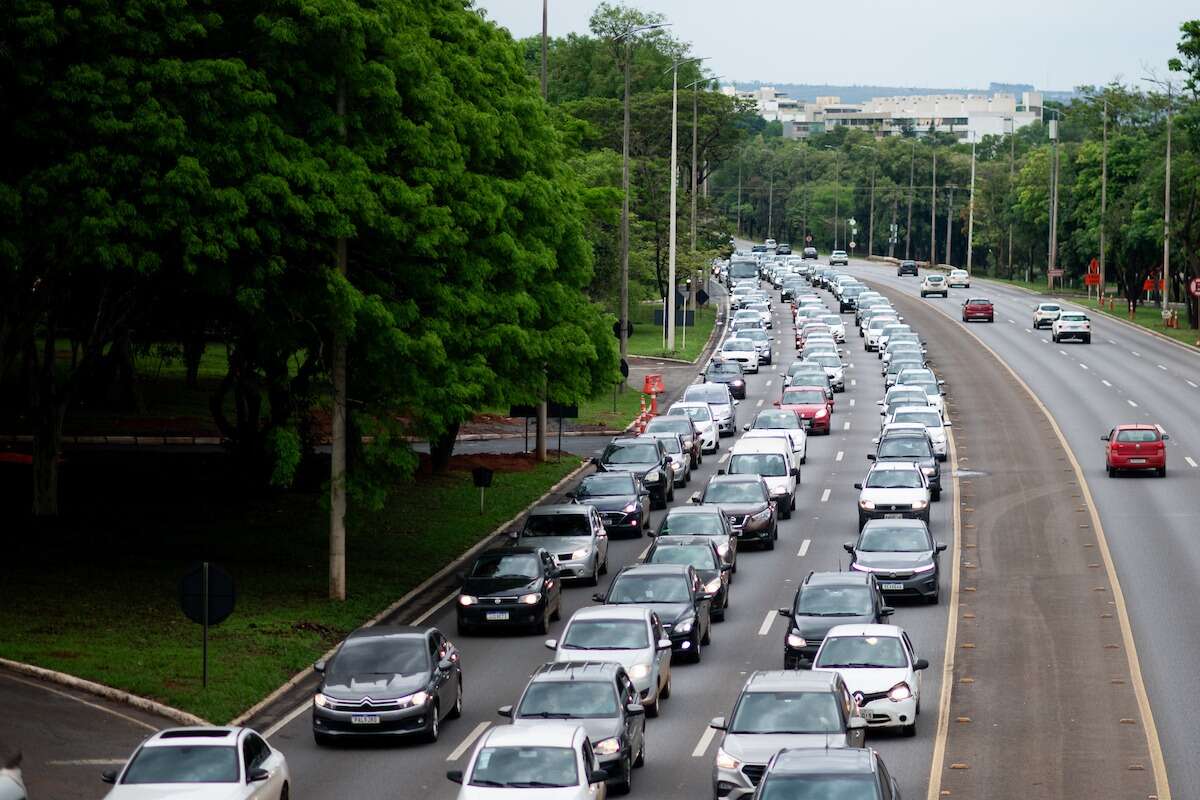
[626,304,717,363]
[575,387,643,429]
[0,452,579,722]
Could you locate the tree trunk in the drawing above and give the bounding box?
[183,334,206,388]
[32,400,66,516]
[429,421,460,474]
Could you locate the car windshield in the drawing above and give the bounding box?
[759,775,880,799]
[645,418,692,438]
[652,436,682,454]
[730,691,844,734]
[878,437,932,459]
[783,390,825,404]
[821,316,842,326]
[927,276,944,282]
[684,386,730,404]
[523,513,591,537]
[660,512,724,536]
[1039,304,1061,312]
[517,681,618,719]
[708,363,742,377]
[893,410,942,428]
[578,474,635,497]
[470,553,540,579]
[722,340,753,353]
[671,405,713,422]
[812,354,840,367]
[1061,313,1088,322]
[729,453,788,478]
[470,746,578,789]
[742,330,768,342]
[816,635,907,669]
[967,298,991,305]
[887,357,922,373]
[608,574,690,604]
[603,443,659,464]
[329,637,428,680]
[865,469,923,489]
[649,544,717,570]
[1115,429,1159,443]
[704,482,767,504]
[796,586,873,616]
[859,525,931,553]
[122,746,239,784]
[561,619,649,650]
[788,370,826,384]
[755,411,800,429]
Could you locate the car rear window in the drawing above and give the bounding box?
[1115,429,1160,443]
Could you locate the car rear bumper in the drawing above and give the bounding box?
[1109,454,1165,470]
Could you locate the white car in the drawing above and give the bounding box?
[719,338,759,374]
[812,624,929,736]
[877,389,933,429]
[919,275,948,298]
[1032,302,1063,329]
[449,723,611,799]
[819,314,847,342]
[548,606,672,716]
[668,402,719,453]
[894,368,946,419]
[0,753,24,800]
[854,461,931,529]
[682,382,739,436]
[1052,311,1091,344]
[808,352,846,392]
[742,409,809,464]
[864,316,899,351]
[726,437,799,518]
[746,302,773,328]
[830,250,849,266]
[947,269,970,288]
[884,406,950,460]
[876,323,912,354]
[102,727,290,800]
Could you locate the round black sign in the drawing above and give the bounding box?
[179,563,236,626]
[619,358,630,378]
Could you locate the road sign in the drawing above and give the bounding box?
[1084,273,1100,286]
[1088,257,1099,275]
[1190,277,1200,298]
[1048,268,1063,278]
[697,288,710,306]
[805,235,813,243]
[848,241,857,250]
[180,562,236,688]
[1143,278,1155,292]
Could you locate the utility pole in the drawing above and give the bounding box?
[888,191,898,258]
[905,140,915,259]
[855,144,876,258]
[735,156,742,236]
[1162,84,1172,310]
[536,6,549,461]
[665,56,705,352]
[967,135,977,272]
[802,145,809,244]
[767,164,774,238]
[825,146,841,250]
[1047,111,1060,289]
[1008,118,1016,279]
[330,79,348,601]
[1100,96,1107,294]
[944,185,955,267]
[929,145,937,266]
[688,77,703,251]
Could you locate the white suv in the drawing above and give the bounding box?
[1032,302,1062,329]
[947,269,970,288]
[919,275,948,298]
[1052,311,1091,344]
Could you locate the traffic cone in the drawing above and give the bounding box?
[649,392,659,416]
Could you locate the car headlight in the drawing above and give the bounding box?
[859,499,876,510]
[750,508,772,522]
[400,690,430,708]
[518,593,541,605]
[628,663,652,681]
[786,633,807,648]
[570,547,591,561]
[593,737,621,756]
[887,682,913,702]
[313,693,331,708]
[622,502,639,513]
[643,472,661,483]
[715,748,741,771]
[913,562,936,573]
[911,500,929,510]
[704,576,723,594]
[674,617,695,635]
[815,408,828,418]
[458,594,478,606]
[716,542,730,556]
[921,467,936,476]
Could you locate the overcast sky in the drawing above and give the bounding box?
[471,0,1191,91]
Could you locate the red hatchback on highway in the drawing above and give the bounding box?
[775,385,833,435]
[961,297,994,323]
[1102,424,1169,477]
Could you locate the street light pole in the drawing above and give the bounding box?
[1008,118,1016,279]
[905,140,915,259]
[537,3,549,461]
[665,56,705,351]
[1100,96,1107,295]
[929,143,937,266]
[967,134,977,272]
[1047,110,1061,289]
[825,146,840,250]
[1162,84,1172,310]
[855,144,876,258]
[944,185,954,268]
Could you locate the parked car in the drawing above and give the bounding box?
[1052,311,1091,343]
[571,472,650,536]
[690,474,778,550]
[854,462,931,530]
[312,626,462,744]
[514,504,610,585]
[595,438,675,509]
[102,727,290,798]
[643,535,731,621]
[778,571,892,668]
[961,297,994,322]
[920,274,948,298]
[1103,424,1168,477]
[457,547,563,634]
[844,519,945,604]
[502,661,645,794]
[446,723,612,799]
[812,624,929,736]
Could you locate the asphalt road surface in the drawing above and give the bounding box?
[843,260,1185,796]
[263,279,956,799]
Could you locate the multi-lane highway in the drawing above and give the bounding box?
[261,274,957,799]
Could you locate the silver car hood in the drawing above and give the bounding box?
[722,731,850,763]
[860,487,928,504]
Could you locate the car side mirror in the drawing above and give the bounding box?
[690,491,702,504]
[943,420,952,427]
[773,400,781,407]
[743,423,751,431]
[1100,434,1110,441]
[498,705,514,718]
[791,467,800,477]
[866,453,876,461]
[843,543,855,553]
[717,468,726,476]
[876,400,884,406]
[639,489,651,497]
[592,592,606,603]
[914,658,930,671]
[544,638,558,650]
[626,702,646,716]
[937,379,946,385]
[710,716,728,731]
[447,770,464,784]
[590,456,600,464]
[936,543,948,552]
[848,716,868,730]
[587,767,611,785]
[313,660,326,673]
[438,658,454,672]
[853,482,863,490]
[881,606,895,616]
[248,767,270,783]
[657,638,673,651]
[778,606,793,617]
[102,770,118,785]
[732,399,740,406]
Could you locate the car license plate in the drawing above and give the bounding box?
[486,611,510,621]
[351,714,381,725]
[1129,458,1146,464]
[883,513,903,519]
[881,583,904,591]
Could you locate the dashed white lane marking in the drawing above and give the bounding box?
[851,379,857,387]
[1154,424,1167,435]
[1101,379,1113,387]
[756,399,764,408]
[447,722,491,762]
[849,398,856,407]
[1127,399,1139,408]
[1131,351,1141,357]
[836,451,844,462]
[757,610,776,636]
[1079,363,1089,370]
[1156,364,1167,371]
[1185,457,1198,468]
[1024,328,1033,333]
[1188,380,1199,388]
[692,725,718,757]
[1059,349,1068,356]
[820,489,831,503]
[1040,338,1050,344]
[638,545,651,560]
[798,539,811,557]
[1008,319,1016,324]
[719,450,732,464]
[1108,339,1117,345]
[765,380,773,387]
[843,421,851,430]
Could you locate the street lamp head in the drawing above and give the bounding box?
[663,56,708,75]
[613,22,669,42]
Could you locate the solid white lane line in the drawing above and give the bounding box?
[263,700,310,739]
[797,539,811,557]
[765,380,773,387]
[820,488,831,503]
[757,610,776,636]
[447,722,491,762]
[412,589,461,626]
[638,545,651,560]
[1079,363,1089,370]
[1127,399,1139,408]
[719,450,732,464]
[836,451,844,462]
[851,379,857,387]
[1185,457,1198,468]
[1188,380,1199,388]
[756,399,764,408]
[843,421,851,430]
[849,398,856,407]
[1157,364,1167,371]
[1101,379,1113,387]
[692,725,718,757]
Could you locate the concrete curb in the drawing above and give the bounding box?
[228,457,593,726]
[0,657,209,727]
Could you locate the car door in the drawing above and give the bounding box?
[581,739,603,797]
[427,631,455,711]
[240,732,280,799]
[617,670,645,755]
[650,614,670,688]
[688,568,712,638]
[590,508,608,564]
[902,632,921,697]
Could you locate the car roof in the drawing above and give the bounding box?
[785,384,828,392]
[707,474,766,485]
[769,746,876,774]
[480,722,585,749]
[528,503,592,516]
[861,518,928,531]
[616,563,691,578]
[479,546,548,557]
[665,504,721,516]
[345,625,429,642]
[730,438,790,454]
[745,669,841,692]
[1114,423,1160,430]
[569,605,652,622]
[824,623,904,639]
[804,570,872,587]
[530,661,623,682]
[869,460,922,472]
[879,425,931,438]
[144,727,244,747]
[653,535,720,549]
[892,406,939,414]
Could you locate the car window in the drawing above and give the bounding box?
[660,512,723,536]
[608,574,691,603]
[878,437,932,458]
[518,681,618,718]
[893,410,942,428]
[578,474,636,497]
[670,405,713,422]
[816,635,908,668]
[470,746,578,788]
[648,544,717,570]
[522,513,592,537]
[865,469,923,489]
[470,553,541,579]
[1115,429,1159,443]
[728,453,788,477]
[729,691,844,734]
[755,411,801,429]
[242,733,269,771]
[122,745,240,784]
[783,389,825,404]
[684,385,731,404]
[795,585,873,616]
[330,637,428,679]
[859,525,931,552]
[703,482,767,504]
[561,619,649,650]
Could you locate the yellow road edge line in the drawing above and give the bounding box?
[924,427,962,800]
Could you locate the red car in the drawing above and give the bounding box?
[775,385,833,435]
[1102,424,1168,477]
[962,297,994,322]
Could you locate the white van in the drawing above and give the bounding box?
[723,437,798,519]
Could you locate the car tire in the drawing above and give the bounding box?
[927,591,940,605]
[281,782,290,800]
[634,737,645,768]
[1084,335,1091,344]
[713,602,726,622]
[1157,466,1166,477]
[313,731,333,747]
[448,678,464,719]
[701,622,711,646]
[1107,465,1116,478]
[765,532,776,551]
[534,608,549,635]
[600,552,609,575]
[691,635,703,663]
[901,721,917,738]
[931,488,942,502]
[551,599,561,621]
[613,753,633,795]
[425,701,441,743]
[585,559,599,587]
[667,483,676,503]
[456,619,472,637]
[661,672,672,699]
[644,693,659,718]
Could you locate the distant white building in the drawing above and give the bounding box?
[723,85,1044,141]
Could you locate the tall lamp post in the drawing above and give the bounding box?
[905,139,916,259]
[665,55,706,352]
[825,145,841,250]
[1046,108,1063,289]
[966,131,977,272]
[687,75,721,252]
[1007,117,1016,279]
[929,139,938,267]
[855,144,877,258]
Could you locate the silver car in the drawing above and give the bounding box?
[448,723,612,799]
[854,462,931,530]
[646,431,691,487]
[682,383,739,436]
[515,505,610,586]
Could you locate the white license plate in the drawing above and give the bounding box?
[486,611,510,621]
[881,583,905,591]
[883,513,903,519]
[351,714,381,725]
[1129,458,1146,464]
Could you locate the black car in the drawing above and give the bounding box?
[457,547,562,635]
[776,243,792,255]
[780,280,806,302]
[572,472,651,536]
[839,285,865,313]
[691,474,778,550]
[802,246,818,260]
[595,564,712,663]
[754,747,902,799]
[643,535,731,620]
[595,437,675,509]
[502,661,646,794]
[704,359,747,400]
[897,259,919,276]
[312,626,462,745]
[777,571,892,668]
[644,415,702,468]
[845,519,946,604]
[870,429,941,500]
[653,505,738,573]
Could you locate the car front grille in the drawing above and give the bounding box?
[874,504,911,512]
[742,764,767,786]
[558,551,579,561]
[876,571,915,579]
[852,689,890,705]
[325,696,405,712]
